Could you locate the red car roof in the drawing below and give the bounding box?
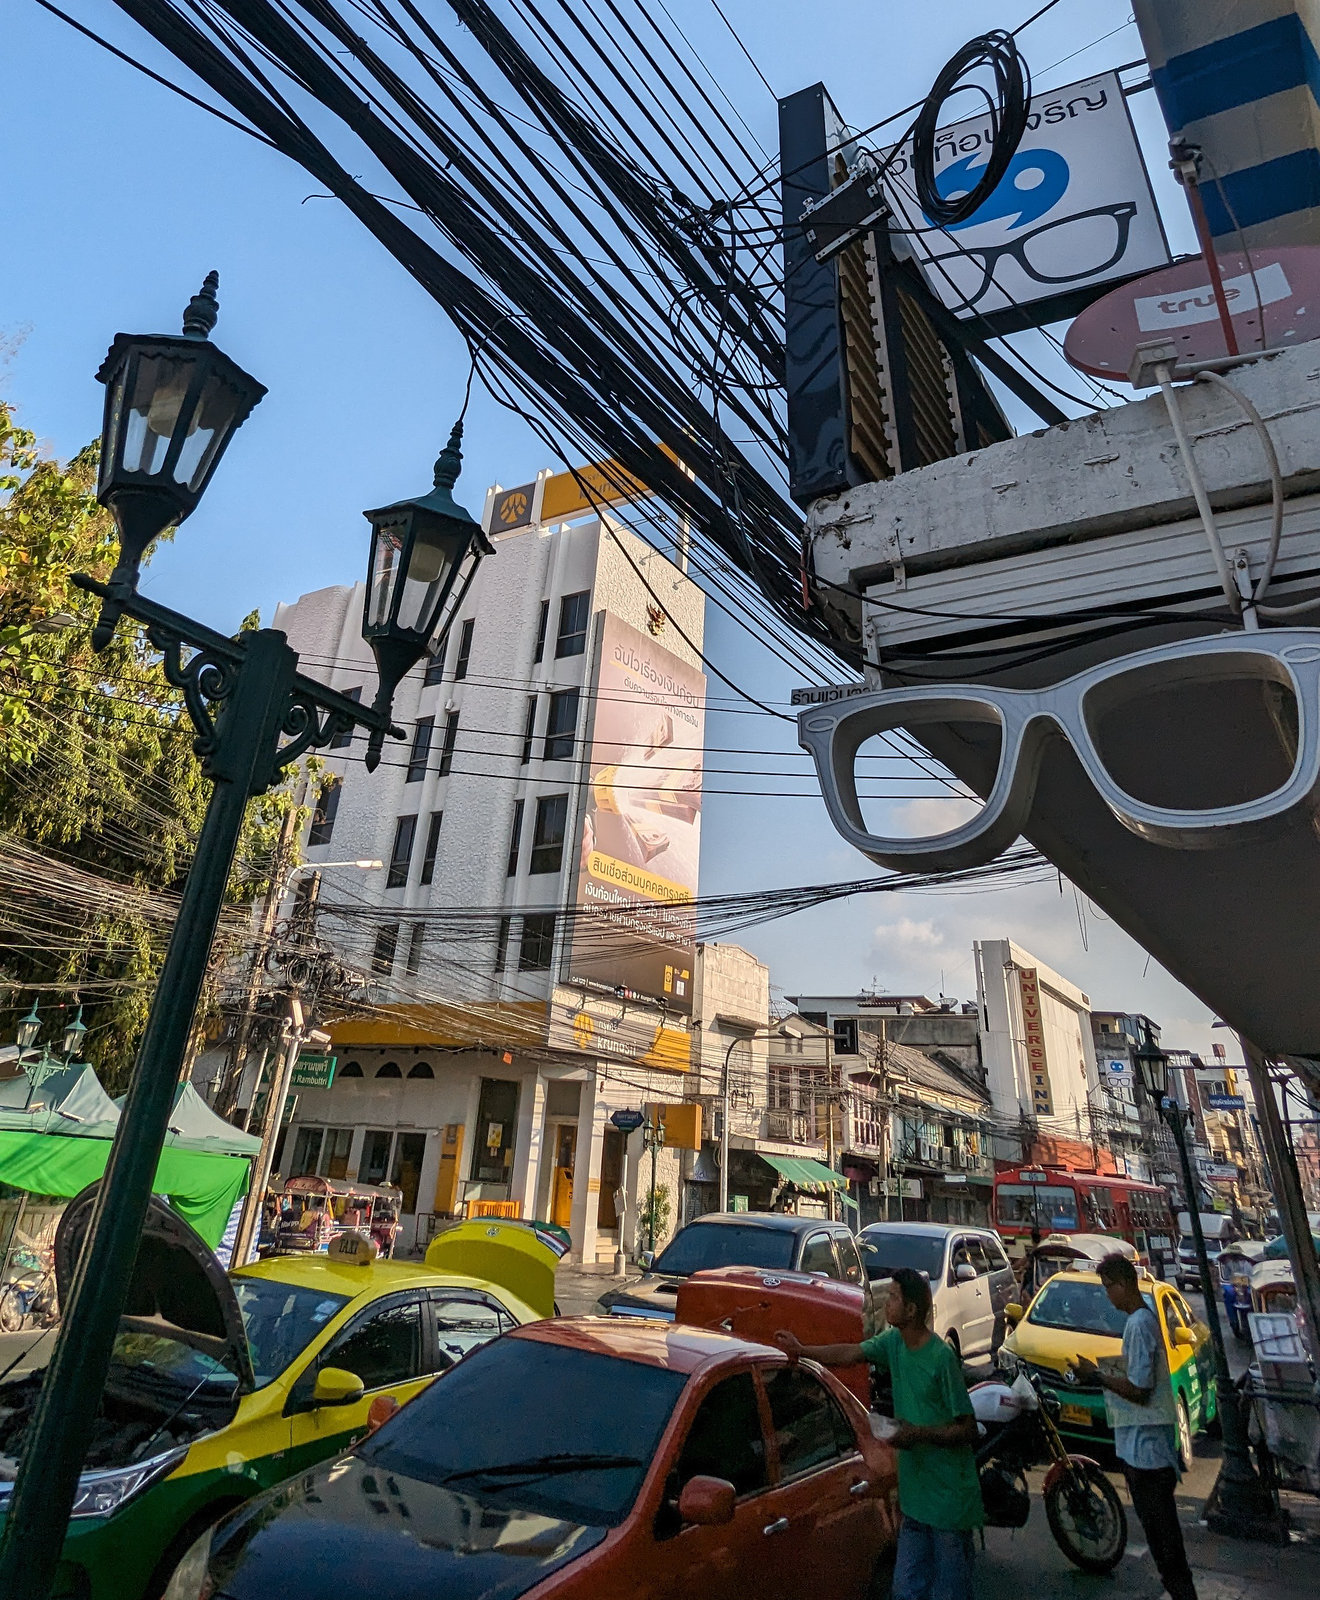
[512,1315,767,1374]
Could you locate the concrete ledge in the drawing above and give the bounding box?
[808,341,1320,593]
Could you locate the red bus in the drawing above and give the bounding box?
[993,1166,1175,1264]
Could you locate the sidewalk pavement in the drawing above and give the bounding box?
[555,1258,620,1316]
[980,1442,1320,1600]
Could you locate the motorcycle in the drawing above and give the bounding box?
[970,1371,1127,1573]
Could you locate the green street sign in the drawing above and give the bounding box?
[291,1052,337,1089]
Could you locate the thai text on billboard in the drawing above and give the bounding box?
[1019,967,1053,1115]
[568,614,705,1014]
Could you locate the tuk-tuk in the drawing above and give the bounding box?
[1017,1233,1139,1305]
[269,1175,405,1256]
[1218,1241,1266,1338]
[1251,1258,1299,1318]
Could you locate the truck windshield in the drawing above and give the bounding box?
[651,1222,795,1275]
[361,1338,686,1526]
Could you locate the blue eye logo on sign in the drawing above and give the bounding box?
[933,149,1071,232]
[881,70,1169,326]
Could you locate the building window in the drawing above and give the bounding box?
[391,1131,427,1214]
[372,923,399,976]
[407,1060,434,1080]
[453,617,475,681]
[506,799,524,877]
[329,687,361,749]
[376,1061,402,1079]
[530,793,568,874]
[470,1078,519,1182]
[533,600,549,664]
[544,688,579,761]
[437,711,459,776]
[521,695,537,764]
[419,811,443,886]
[494,915,513,973]
[405,922,425,976]
[289,1126,323,1178]
[519,913,556,971]
[339,1061,364,1078]
[555,591,590,657]
[308,777,342,847]
[833,1018,859,1055]
[425,634,447,685]
[387,815,417,888]
[361,1129,393,1185]
[406,717,434,782]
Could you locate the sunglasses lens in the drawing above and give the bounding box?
[850,723,1001,838]
[1085,664,1299,809]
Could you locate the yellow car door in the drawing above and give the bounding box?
[285,1290,433,1474]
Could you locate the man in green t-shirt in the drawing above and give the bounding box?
[776,1266,981,1600]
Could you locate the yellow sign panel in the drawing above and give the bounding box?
[643,1101,703,1150]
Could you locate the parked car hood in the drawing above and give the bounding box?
[593,1274,683,1318]
[207,1454,608,1600]
[56,1183,254,1392]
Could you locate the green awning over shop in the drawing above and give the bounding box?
[762,1154,850,1194]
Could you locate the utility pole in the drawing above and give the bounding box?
[215,800,301,1117]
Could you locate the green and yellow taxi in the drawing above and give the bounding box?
[0,1199,554,1600]
[995,1268,1217,1462]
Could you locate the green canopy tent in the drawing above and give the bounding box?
[0,1065,256,1247]
[761,1153,861,1213]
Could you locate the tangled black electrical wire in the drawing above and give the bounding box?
[912,29,1030,227]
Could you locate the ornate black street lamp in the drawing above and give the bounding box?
[360,421,493,768]
[14,1003,40,1054]
[0,278,484,1600]
[1133,1032,1285,1542]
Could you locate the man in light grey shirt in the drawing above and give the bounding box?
[1075,1253,1196,1600]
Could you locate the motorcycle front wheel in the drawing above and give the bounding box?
[1044,1460,1127,1573]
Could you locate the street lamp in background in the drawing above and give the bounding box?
[0,277,492,1600]
[720,1028,777,1215]
[1133,1032,1286,1542]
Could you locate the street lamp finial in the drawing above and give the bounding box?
[182,272,220,340]
[433,419,464,491]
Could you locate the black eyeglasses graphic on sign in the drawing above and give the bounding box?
[924,200,1138,314]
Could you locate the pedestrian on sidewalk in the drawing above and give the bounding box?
[775,1266,981,1600]
[1074,1252,1198,1600]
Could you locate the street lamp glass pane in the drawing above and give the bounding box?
[396,524,454,635]
[16,1014,40,1051]
[368,522,405,628]
[175,368,242,492]
[120,353,195,476]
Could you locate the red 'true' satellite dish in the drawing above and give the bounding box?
[1064,245,1320,380]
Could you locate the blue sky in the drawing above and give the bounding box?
[5,0,1241,1063]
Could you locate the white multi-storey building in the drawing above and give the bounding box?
[262,464,765,1262]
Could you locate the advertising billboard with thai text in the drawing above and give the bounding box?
[567,614,705,1015]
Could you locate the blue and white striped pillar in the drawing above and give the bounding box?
[1133,0,1320,245]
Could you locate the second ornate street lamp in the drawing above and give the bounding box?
[361,421,494,768]
[0,277,490,1600]
[1133,1032,1286,1542]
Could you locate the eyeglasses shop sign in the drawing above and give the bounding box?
[880,71,1169,320]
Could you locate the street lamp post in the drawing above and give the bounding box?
[643,1112,666,1253]
[1133,1033,1286,1543]
[0,278,492,1600]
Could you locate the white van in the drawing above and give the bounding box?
[1175,1211,1238,1291]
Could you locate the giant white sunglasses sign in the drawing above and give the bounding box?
[880,71,1169,321]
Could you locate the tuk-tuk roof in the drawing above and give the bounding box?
[1251,1259,1295,1290]
[1027,1233,1137,1262]
[279,1175,402,1201]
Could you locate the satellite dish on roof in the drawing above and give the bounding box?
[1064,246,1320,380]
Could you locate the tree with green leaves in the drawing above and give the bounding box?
[0,401,315,1093]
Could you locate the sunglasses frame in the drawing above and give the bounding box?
[798,630,1320,872]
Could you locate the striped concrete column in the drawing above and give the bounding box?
[1133,0,1320,245]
